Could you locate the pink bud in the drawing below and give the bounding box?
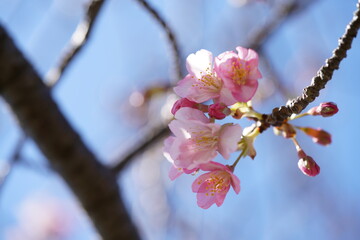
[308,102,338,117]
[208,103,231,120]
[171,98,199,115]
[302,127,331,146]
[298,156,320,177]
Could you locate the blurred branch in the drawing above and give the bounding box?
[111,126,170,173]
[0,0,107,195]
[1,20,140,240]
[46,0,106,87]
[135,0,182,81]
[263,1,360,127]
[248,0,316,50]
[0,135,26,194]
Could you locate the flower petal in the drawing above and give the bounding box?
[218,124,242,159]
[186,49,213,79]
[174,107,210,123]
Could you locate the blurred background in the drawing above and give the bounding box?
[0,0,360,239]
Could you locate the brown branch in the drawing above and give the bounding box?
[262,1,360,127]
[0,25,139,240]
[0,0,107,196]
[46,0,106,87]
[135,0,182,81]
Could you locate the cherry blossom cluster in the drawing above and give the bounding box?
[164,47,338,209]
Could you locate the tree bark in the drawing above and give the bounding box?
[0,25,140,240]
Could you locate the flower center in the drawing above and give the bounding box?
[192,66,221,91]
[205,172,229,196]
[231,62,249,85]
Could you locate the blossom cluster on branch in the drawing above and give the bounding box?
[164,47,338,209]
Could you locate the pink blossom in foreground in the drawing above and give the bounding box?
[215,47,262,102]
[298,156,320,177]
[208,103,230,119]
[192,161,240,209]
[163,108,242,170]
[174,49,237,105]
[171,98,199,115]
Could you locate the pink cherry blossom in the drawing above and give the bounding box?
[174,49,237,105]
[215,47,262,102]
[163,108,242,170]
[192,161,240,209]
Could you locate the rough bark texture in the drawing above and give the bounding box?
[0,25,140,240]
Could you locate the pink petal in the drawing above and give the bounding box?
[231,80,259,102]
[198,161,226,172]
[230,174,241,194]
[235,46,249,59]
[173,75,199,102]
[168,164,183,180]
[218,124,242,159]
[217,87,238,106]
[196,192,216,209]
[186,49,213,79]
[215,191,229,207]
[174,107,210,123]
[192,172,212,192]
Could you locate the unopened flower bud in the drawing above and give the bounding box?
[208,103,231,120]
[171,98,199,115]
[307,102,338,117]
[298,156,320,177]
[301,127,332,146]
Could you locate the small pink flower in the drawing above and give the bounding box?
[174,49,237,105]
[208,103,230,119]
[215,47,262,102]
[192,162,240,209]
[308,102,338,117]
[298,156,320,177]
[171,98,199,115]
[163,108,242,170]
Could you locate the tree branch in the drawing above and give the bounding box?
[262,1,360,127]
[111,126,170,173]
[0,24,139,240]
[46,0,106,87]
[0,0,108,197]
[135,0,182,81]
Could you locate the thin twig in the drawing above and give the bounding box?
[46,0,106,87]
[0,135,27,194]
[263,1,360,127]
[248,0,316,50]
[111,126,170,173]
[135,0,182,81]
